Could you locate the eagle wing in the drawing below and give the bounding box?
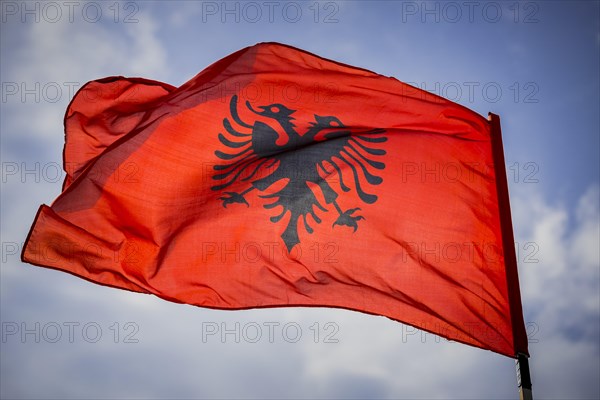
[211,96,281,192]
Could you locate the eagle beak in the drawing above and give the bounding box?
[246,100,262,115]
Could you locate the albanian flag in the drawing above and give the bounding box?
[22,42,528,358]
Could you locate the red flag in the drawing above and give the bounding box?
[22,42,528,358]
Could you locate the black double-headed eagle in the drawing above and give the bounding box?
[211,95,387,252]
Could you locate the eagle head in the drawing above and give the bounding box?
[313,115,345,128]
[246,101,295,121]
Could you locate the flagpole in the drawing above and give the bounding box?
[488,113,532,400]
[516,353,533,400]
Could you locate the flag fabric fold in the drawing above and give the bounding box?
[22,42,528,358]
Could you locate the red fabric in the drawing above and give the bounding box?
[22,42,528,358]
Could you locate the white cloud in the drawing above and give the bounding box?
[2,9,169,140]
[123,11,168,79]
[513,184,599,313]
[167,2,202,28]
[10,9,168,82]
[512,184,600,398]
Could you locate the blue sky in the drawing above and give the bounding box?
[1,1,599,399]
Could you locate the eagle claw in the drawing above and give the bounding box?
[332,208,364,232]
[219,192,249,208]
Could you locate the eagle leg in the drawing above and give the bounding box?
[219,188,254,208]
[332,201,364,232]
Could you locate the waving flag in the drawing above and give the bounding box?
[22,42,528,358]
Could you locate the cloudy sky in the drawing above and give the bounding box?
[1,1,598,399]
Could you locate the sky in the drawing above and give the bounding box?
[1,1,599,399]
